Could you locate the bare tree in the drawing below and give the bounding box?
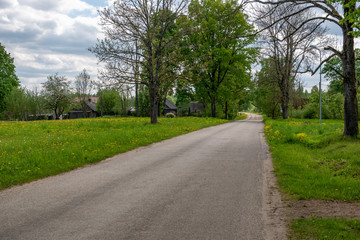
[256,3,328,119]
[253,0,359,136]
[75,69,94,118]
[90,0,188,123]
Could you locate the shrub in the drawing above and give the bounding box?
[165,112,176,118]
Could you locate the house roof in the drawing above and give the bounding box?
[165,99,177,110]
[85,101,97,112]
[73,97,99,103]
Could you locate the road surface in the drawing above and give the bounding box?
[0,114,269,240]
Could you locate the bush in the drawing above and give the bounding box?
[165,112,176,118]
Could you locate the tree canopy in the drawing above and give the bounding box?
[0,43,19,113]
[42,74,72,120]
[184,0,257,117]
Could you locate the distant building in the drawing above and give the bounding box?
[68,98,99,119]
[73,97,99,103]
[190,102,205,114]
[163,99,177,115]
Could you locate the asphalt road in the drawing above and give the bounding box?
[0,114,267,240]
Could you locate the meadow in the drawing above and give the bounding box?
[263,117,360,239]
[0,117,228,190]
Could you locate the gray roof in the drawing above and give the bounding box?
[85,101,97,112]
[165,99,177,110]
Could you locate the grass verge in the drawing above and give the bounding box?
[264,118,360,200]
[0,117,227,190]
[263,117,360,238]
[289,218,360,239]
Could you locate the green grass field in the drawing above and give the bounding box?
[0,117,228,190]
[263,117,360,239]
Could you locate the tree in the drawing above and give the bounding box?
[2,87,46,121]
[217,62,253,119]
[254,0,359,136]
[42,74,72,120]
[90,0,188,123]
[96,87,130,116]
[185,0,256,117]
[3,87,28,121]
[0,43,20,113]
[322,49,360,94]
[253,58,282,119]
[256,3,328,119]
[75,69,94,118]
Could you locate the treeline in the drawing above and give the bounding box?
[253,53,360,121]
[90,0,257,123]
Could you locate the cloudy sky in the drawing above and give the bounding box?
[0,0,110,89]
[0,0,358,91]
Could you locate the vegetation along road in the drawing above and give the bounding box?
[0,114,280,240]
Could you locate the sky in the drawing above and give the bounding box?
[0,0,110,89]
[0,0,358,91]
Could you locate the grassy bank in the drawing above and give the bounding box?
[264,118,360,200]
[263,117,360,239]
[0,117,227,190]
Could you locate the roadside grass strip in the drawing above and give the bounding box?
[289,218,360,240]
[263,118,360,238]
[0,117,227,190]
[264,118,360,201]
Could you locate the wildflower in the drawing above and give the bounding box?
[296,133,307,140]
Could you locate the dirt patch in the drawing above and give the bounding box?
[261,133,288,240]
[286,199,360,219]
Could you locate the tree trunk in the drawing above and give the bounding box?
[135,81,139,117]
[210,97,216,118]
[100,90,103,117]
[225,101,228,120]
[158,100,161,117]
[280,82,289,119]
[55,108,60,120]
[149,87,158,124]
[281,104,288,119]
[81,98,88,118]
[342,9,359,136]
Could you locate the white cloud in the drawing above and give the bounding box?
[18,0,96,14]
[0,0,104,89]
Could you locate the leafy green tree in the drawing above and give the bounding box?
[184,0,256,117]
[253,58,282,119]
[96,89,117,115]
[2,87,46,121]
[300,86,344,120]
[3,87,28,120]
[217,63,253,119]
[42,74,72,120]
[96,88,130,116]
[0,43,20,113]
[175,86,194,116]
